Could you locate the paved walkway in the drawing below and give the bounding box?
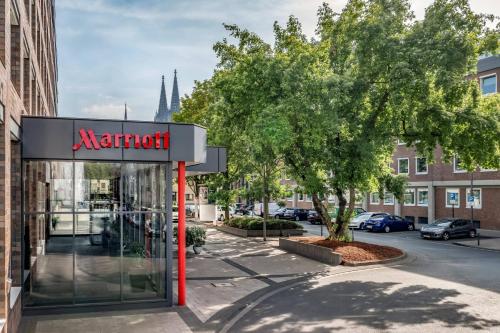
[453,229,500,251]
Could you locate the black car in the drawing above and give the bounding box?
[420,218,477,240]
[307,210,323,224]
[283,208,309,221]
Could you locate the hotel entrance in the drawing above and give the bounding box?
[20,116,226,310]
[23,161,170,307]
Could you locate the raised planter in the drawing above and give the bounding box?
[218,225,306,238]
[279,238,342,266]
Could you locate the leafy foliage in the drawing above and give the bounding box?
[224,216,303,230]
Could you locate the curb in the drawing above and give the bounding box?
[452,242,500,253]
[342,251,407,267]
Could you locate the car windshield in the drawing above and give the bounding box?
[353,213,371,221]
[430,219,451,227]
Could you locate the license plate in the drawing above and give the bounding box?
[366,225,372,229]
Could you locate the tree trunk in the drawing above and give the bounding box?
[334,188,348,239]
[224,172,230,221]
[312,193,332,237]
[263,166,268,241]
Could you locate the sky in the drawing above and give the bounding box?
[55,0,500,121]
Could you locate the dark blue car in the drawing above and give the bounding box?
[364,215,415,233]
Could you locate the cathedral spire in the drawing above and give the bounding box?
[154,75,170,122]
[170,69,180,115]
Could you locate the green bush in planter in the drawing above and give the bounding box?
[224,217,303,230]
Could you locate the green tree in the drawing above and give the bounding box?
[211,0,499,240]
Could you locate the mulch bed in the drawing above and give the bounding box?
[292,236,403,264]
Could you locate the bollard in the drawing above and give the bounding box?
[351,227,354,242]
[477,231,480,247]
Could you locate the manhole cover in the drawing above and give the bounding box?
[211,282,235,287]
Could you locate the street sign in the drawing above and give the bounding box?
[449,193,458,205]
[468,195,475,203]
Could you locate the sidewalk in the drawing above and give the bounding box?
[177,225,335,331]
[452,229,500,251]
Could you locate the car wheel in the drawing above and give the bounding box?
[384,225,391,233]
[408,224,415,231]
[359,223,364,230]
[295,216,300,221]
[274,215,279,219]
[442,232,450,241]
[469,230,476,238]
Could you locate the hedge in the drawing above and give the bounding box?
[224,216,303,230]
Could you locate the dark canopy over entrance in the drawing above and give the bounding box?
[21,116,226,308]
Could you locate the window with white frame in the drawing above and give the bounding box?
[384,192,394,205]
[416,157,428,174]
[417,189,429,206]
[453,156,466,173]
[397,139,406,145]
[370,193,380,204]
[287,193,294,201]
[305,194,312,202]
[466,188,482,209]
[298,193,304,201]
[480,74,497,95]
[403,188,415,206]
[398,158,409,174]
[445,188,460,208]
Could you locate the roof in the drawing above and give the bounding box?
[477,55,500,73]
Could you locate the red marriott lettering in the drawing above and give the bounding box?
[72,129,170,151]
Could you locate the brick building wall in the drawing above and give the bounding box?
[0,1,57,332]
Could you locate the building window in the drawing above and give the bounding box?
[370,193,380,205]
[466,188,482,209]
[298,193,304,201]
[453,156,466,173]
[397,139,406,145]
[398,158,409,174]
[445,188,460,208]
[383,192,394,205]
[305,194,312,202]
[415,157,428,174]
[417,189,429,206]
[480,75,497,95]
[403,188,415,206]
[186,193,194,201]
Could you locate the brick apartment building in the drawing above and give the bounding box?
[0,0,57,331]
[286,55,500,230]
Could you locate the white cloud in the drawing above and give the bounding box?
[82,103,128,120]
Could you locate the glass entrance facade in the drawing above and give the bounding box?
[23,161,169,307]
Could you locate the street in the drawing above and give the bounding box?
[226,222,500,332]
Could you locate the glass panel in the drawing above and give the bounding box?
[25,213,74,306]
[122,212,165,300]
[75,162,121,213]
[123,163,165,211]
[74,213,121,303]
[24,161,73,213]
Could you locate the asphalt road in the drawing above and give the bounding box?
[228,221,500,332]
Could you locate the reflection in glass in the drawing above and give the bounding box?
[122,213,165,300]
[75,213,121,303]
[75,162,121,213]
[25,214,74,306]
[123,163,166,211]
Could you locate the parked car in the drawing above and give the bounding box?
[283,208,309,221]
[234,203,247,215]
[307,210,322,224]
[254,202,282,217]
[273,208,287,219]
[329,207,366,219]
[364,214,415,233]
[216,206,235,221]
[420,218,477,240]
[349,212,389,229]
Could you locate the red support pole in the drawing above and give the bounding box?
[177,161,186,306]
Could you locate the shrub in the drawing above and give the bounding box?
[173,225,207,247]
[224,217,303,230]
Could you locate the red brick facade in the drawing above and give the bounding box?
[0,1,57,332]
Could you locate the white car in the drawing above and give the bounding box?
[349,212,389,230]
[216,206,235,221]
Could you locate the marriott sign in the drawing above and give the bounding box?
[72,128,170,151]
